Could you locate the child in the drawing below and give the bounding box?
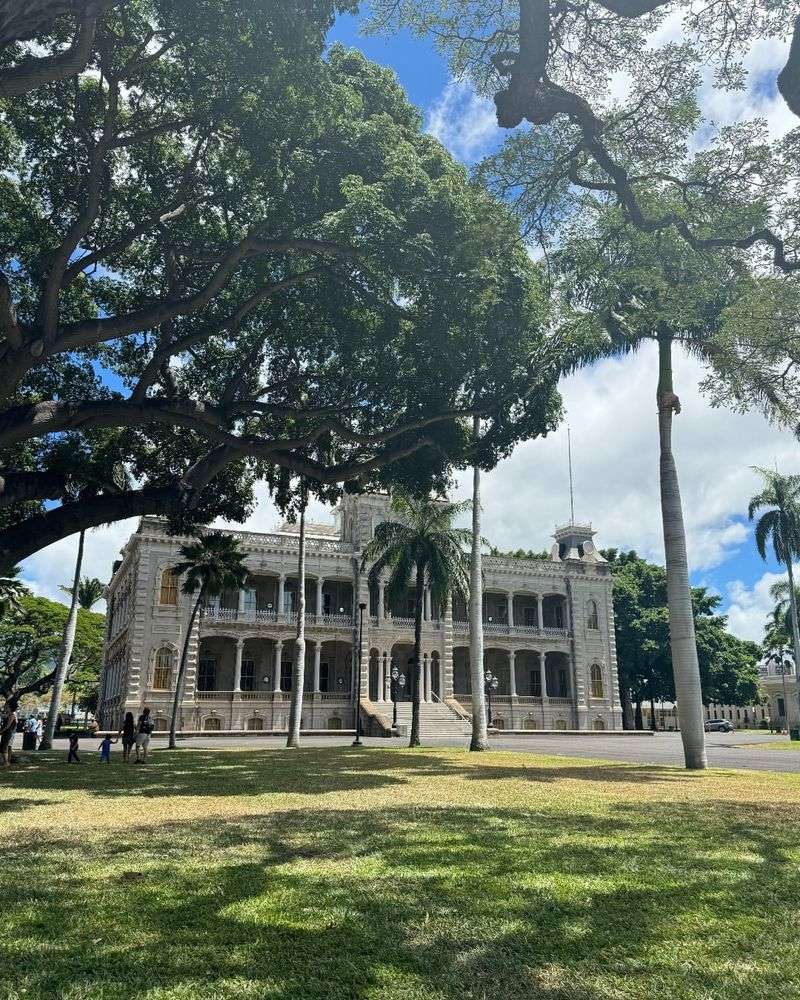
[67,732,80,764]
[99,734,116,763]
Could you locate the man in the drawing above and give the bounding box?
[135,707,155,764]
[0,701,18,768]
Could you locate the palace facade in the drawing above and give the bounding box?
[98,493,623,735]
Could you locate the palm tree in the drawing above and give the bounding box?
[749,468,800,726]
[60,576,105,610]
[362,494,472,747]
[168,533,249,749]
[40,529,86,750]
[0,567,26,620]
[469,415,488,751]
[287,483,308,748]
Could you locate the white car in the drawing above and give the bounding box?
[704,719,734,733]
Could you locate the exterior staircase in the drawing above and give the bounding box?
[394,699,472,738]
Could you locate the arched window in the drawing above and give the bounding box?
[586,600,599,630]
[154,716,168,731]
[523,717,537,730]
[593,719,606,731]
[153,647,175,690]
[159,567,179,605]
[327,716,342,730]
[204,716,221,731]
[590,663,604,698]
[554,718,567,730]
[246,716,263,731]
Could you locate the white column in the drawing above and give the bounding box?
[233,637,244,692]
[507,592,514,628]
[316,577,324,618]
[540,652,549,699]
[382,653,390,701]
[273,640,283,693]
[313,641,321,693]
[537,595,544,631]
[377,654,385,702]
[237,589,246,614]
[425,589,432,622]
[424,653,431,702]
[378,582,384,622]
[509,649,517,697]
[278,575,286,618]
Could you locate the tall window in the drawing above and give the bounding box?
[197,656,216,691]
[280,660,292,691]
[524,606,537,627]
[557,668,569,698]
[159,567,179,605]
[243,589,257,613]
[241,659,255,691]
[530,668,542,697]
[319,662,330,692]
[153,647,175,690]
[590,663,604,698]
[586,600,599,630]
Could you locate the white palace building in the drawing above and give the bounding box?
[98,493,623,736]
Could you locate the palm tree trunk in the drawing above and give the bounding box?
[784,559,800,727]
[169,590,203,750]
[634,699,643,730]
[657,334,707,769]
[287,493,307,748]
[469,416,488,750]
[40,529,84,750]
[409,564,425,748]
[650,696,657,731]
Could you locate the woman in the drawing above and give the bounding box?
[135,707,154,764]
[119,711,136,763]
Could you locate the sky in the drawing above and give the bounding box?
[18,8,800,644]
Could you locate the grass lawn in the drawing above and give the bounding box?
[2,746,800,1000]
[741,739,800,750]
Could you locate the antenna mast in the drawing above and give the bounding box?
[567,426,575,525]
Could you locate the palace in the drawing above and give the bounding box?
[98,493,623,735]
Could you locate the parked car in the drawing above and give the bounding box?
[704,719,734,733]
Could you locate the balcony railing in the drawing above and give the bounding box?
[452,620,570,639]
[195,690,350,701]
[202,608,354,628]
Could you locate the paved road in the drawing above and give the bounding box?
[39,730,800,773]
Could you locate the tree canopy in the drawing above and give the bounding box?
[0,593,105,709]
[0,4,563,570]
[603,549,762,720]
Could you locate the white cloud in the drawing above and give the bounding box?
[426,79,501,162]
[725,568,793,642]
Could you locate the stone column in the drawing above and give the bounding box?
[237,589,246,615]
[509,649,517,697]
[273,640,283,693]
[424,589,432,622]
[424,653,431,702]
[377,653,385,702]
[537,596,544,631]
[233,637,244,692]
[313,641,321,693]
[278,575,286,618]
[377,582,384,622]
[540,652,549,699]
[316,577,324,618]
[507,592,514,628]
[383,653,390,701]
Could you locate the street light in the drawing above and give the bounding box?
[352,601,367,747]
[484,669,499,727]
[390,665,406,730]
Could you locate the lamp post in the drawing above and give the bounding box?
[352,601,367,746]
[484,669,499,727]
[390,666,406,730]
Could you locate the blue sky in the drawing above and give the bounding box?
[18,8,800,644]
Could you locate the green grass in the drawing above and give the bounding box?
[2,746,800,1000]
[741,738,800,750]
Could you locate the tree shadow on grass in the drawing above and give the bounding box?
[2,798,799,1000]
[0,747,705,805]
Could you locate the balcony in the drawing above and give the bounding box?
[451,620,571,640]
[202,608,355,630]
[194,690,351,702]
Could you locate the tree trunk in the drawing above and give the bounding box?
[620,682,634,730]
[469,416,489,750]
[409,564,425,748]
[650,696,657,731]
[287,493,307,748]
[169,590,203,750]
[784,559,800,728]
[657,334,707,769]
[40,529,84,750]
[634,699,643,730]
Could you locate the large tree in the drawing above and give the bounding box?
[604,549,761,726]
[1,16,563,570]
[0,593,104,710]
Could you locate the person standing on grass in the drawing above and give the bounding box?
[99,734,116,764]
[135,707,154,764]
[0,702,18,769]
[119,711,136,763]
[67,732,80,764]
